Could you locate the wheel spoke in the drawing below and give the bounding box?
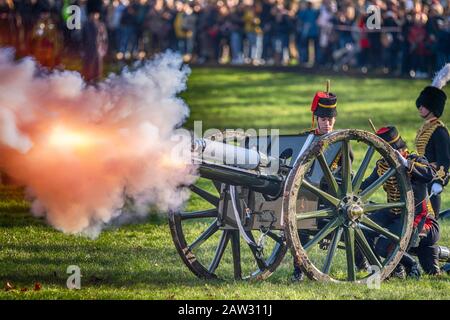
[303,217,342,251]
[354,226,383,269]
[363,202,405,213]
[246,231,267,270]
[190,185,220,207]
[180,209,218,220]
[266,231,285,244]
[213,181,223,193]
[301,180,340,207]
[188,220,219,251]
[353,146,375,192]
[359,215,400,243]
[230,231,242,280]
[317,152,339,197]
[322,226,343,274]
[359,168,396,202]
[208,230,231,274]
[296,208,335,220]
[341,140,352,195]
[344,227,356,281]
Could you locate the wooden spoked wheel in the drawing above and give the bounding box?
[169,179,287,280]
[283,129,415,283]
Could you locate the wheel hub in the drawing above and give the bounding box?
[346,203,364,221]
[339,195,364,222]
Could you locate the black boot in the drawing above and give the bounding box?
[355,248,370,272]
[418,245,441,275]
[401,252,421,280]
[388,264,406,280]
[291,265,305,282]
[407,263,421,280]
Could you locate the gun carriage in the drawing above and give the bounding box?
[169,129,419,283]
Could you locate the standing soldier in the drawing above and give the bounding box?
[292,82,339,282]
[415,63,450,218]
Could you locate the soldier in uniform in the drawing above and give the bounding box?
[361,126,441,277]
[415,63,450,218]
[292,87,338,282]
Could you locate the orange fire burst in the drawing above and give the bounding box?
[46,125,105,151]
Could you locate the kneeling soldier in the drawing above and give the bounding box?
[361,126,441,278]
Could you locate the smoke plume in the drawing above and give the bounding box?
[0,49,196,238]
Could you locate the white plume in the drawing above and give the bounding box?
[431,63,450,89]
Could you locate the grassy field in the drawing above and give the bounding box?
[0,68,449,299]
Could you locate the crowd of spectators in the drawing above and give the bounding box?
[0,0,449,79]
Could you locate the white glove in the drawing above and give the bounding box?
[431,183,443,196]
[395,150,408,167]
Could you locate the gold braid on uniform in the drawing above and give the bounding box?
[299,129,316,135]
[427,201,435,217]
[415,120,449,185]
[415,120,446,156]
[434,165,448,185]
[330,153,341,171]
[377,159,402,215]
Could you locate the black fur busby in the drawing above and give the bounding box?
[416,63,450,118]
[416,86,447,118]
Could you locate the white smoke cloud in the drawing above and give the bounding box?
[0,49,196,238]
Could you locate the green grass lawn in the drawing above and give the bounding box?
[0,68,449,299]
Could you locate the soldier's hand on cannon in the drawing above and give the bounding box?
[395,150,409,167]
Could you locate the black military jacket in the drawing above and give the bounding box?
[361,153,435,217]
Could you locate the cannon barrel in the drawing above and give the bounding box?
[192,138,278,170]
[192,138,284,197]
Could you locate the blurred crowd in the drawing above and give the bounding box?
[0,0,450,80]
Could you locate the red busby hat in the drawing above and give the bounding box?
[376,126,407,150]
[310,90,337,128]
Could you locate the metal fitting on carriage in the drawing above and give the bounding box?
[438,246,450,262]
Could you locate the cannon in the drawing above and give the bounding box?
[169,129,418,283]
